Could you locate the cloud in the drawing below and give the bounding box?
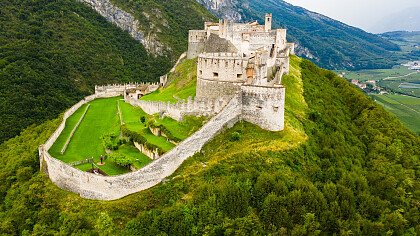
[284,0,420,32]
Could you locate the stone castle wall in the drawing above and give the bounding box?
[197,53,247,82]
[241,85,285,131]
[187,30,207,59]
[40,94,242,200]
[125,96,231,121]
[196,77,243,100]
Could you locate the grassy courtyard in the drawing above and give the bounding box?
[49,96,206,175]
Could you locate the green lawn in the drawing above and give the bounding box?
[50,97,121,163]
[371,94,420,134]
[119,101,175,152]
[152,116,206,141]
[141,58,197,103]
[49,97,157,176]
[113,144,151,170]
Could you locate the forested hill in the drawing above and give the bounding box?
[195,0,402,70]
[1,57,419,235]
[0,0,214,143]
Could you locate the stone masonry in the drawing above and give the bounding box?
[40,15,294,200]
[188,14,294,131]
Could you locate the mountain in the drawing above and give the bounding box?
[1,56,419,235]
[195,0,402,70]
[0,0,214,143]
[370,7,420,33]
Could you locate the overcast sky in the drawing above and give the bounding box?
[284,0,420,32]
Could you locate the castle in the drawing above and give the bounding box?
[39,14,295,200]
[188,13,294,131]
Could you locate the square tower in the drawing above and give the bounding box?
[265,13,272,32]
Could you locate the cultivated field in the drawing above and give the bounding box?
[371,94,420,134]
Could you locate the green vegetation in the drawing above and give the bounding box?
[48,95,205,174]
[0,0,214,143]
[372,94,420,134]
[339,66,420,133]
[1,57,419,235]
[0,0,168,143]
[141,58,198,103]
[379,31,420,61]
[150,116,206,141]
[342,66,420,97]
[49,97,120,163]
[110,0,216,59]
[119,101,175,153]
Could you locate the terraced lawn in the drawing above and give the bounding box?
[119,101,175,152]
[48,96,207,175]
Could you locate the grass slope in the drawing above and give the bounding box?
[141,58,198,103]
[1,57,419,235]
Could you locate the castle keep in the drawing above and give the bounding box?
[188,14,294,131]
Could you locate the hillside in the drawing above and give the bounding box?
[195,0,402,70]
[1,57,419,235]
[0,0,214,143]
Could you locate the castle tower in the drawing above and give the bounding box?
[265,13,272,32]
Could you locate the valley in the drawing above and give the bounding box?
[1,0,419,234]
[339,64,420,134]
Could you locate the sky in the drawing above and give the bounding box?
[284,0,420,32]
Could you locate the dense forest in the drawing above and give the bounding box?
[0,0,214,143]
[0,57,418,235]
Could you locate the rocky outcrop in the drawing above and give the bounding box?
[195,0,243,21]
[80,0,164,54]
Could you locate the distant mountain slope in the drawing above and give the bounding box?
[195,0,401,70]
[370,7,420,33]
[0,0,213,143]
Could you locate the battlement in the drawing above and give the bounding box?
[199,52,243,60]
[188,30,207,43]
[241,84,284,100]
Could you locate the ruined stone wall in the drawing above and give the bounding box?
[125,96,231,121]
[196,77,243,100]
[240,85,285,131]
[187,30,207,59]
[134,142,159,160]
[198,53,247,82]
[40,95,242,200]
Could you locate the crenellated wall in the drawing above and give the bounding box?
[40,94,242,200]
[125,96,231,121]
[187,30,208,59]
[241,85,285,131]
